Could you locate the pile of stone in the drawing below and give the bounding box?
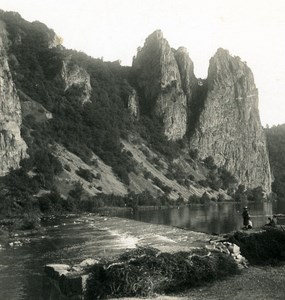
[206,240,248,269]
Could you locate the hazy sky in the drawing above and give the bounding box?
[1,0,285,126]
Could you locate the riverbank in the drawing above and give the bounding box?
[1,211,285,299]
[42,217,285,299]
[42,215,243,299]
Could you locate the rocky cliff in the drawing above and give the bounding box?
[0,9,274,201]
[133,30,187,140]
[0,21,27,176]
[190,49,272,192]
[61,57,91,104]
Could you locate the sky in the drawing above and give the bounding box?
[1,0,285,126]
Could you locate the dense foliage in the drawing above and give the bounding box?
[1,11,183,189]
[265,124,285,200]
[1,11,136,184]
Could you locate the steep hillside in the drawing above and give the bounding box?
[0,11,274,220]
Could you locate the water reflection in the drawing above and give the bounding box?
[117,201,285,234]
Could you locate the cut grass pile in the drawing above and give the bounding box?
[85,246,240,299]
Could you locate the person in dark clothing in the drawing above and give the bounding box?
[242,207,250,229]
[266,216,276,227]
[267,217,274,226]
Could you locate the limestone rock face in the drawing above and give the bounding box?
[190,49,272,192]
[128,88,139,119]
[133,30,187,140]
[174,47,197,104]
[61,58,91,104]
[0,22,27,176]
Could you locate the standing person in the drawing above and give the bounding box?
[242,206,250,229]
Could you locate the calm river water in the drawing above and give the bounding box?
[117,201,285,234]
[0,201,285,300]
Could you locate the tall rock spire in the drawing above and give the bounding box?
[133,30,187,140]
[190,48,272,192]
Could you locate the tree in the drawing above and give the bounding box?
[203,156,216,169]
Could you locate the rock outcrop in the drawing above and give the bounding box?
[190,49,272,192]
[133,30,187,140]
[61,57,91,104]
[0,22,27,176]
[128,88,140,119]
[174,47,197,104]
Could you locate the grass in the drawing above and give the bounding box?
[85,246,239,299]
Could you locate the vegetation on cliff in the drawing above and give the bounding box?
[0,10,279,223]
[265,124,285,200]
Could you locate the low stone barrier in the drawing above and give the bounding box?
[44,259,98,299]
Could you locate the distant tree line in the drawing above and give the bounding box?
[265,124,285,200]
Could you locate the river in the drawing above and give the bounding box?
[117,201,285,234]
[0,201,285,300]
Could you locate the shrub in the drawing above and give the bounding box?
[165,172,174,180]
[140,146,150,157]
[64,164,71,172]
[38,196,52,213]
[17,213,40,230]
[95,173,102,180]
[143,171,152,180]
[69,182,84,200]
[76,168,94,182]
[200,192,211,204]
[189,148,199,160]
[217,193,226,202]
[38,190,68,213]
[203,156,216,169]
[188,174,195,181]
[198,179,209,188]
[188,194,201,204]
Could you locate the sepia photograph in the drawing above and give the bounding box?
[0,1,285,299]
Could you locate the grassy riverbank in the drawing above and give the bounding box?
[83,226,285,299]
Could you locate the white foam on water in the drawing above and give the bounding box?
[107,229,138,249]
